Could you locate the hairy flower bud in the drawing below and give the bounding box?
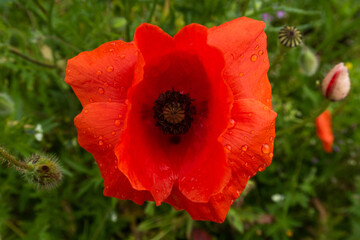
[300,47,319,76]
[24,154,63,189]
[322,63,350,101]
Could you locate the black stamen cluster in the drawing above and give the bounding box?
[153,89,196,135]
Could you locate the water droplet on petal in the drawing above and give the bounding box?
[241,145,248,152]
[269,153,274,158]
[84,110,88,114]
[109,48,114,52]
[224,144,232,151]
[255,45,259,50]
[115,120,121,126]
[231,200,234,204]
[99,136,103,140]
[258,164,266,171]
[107,65,114,72]
[100,163,103,167]
[89,98,94,103]
[120,55,125,59]
[229,119,236,128]
[236,190,241,195]
[261,144,270,154]
[251,54,258,62]
[108,98,112,102]
[258,50,264,55]
[96,70,102,76]
[244,162,248,167]
[98,88,104,94]
[98,140,104,146]
[239,72,244,77]
[104,83,109,87]
[269,136,274,142]
[111,131,116,135]
[251,130,255,134]
[248,113,253,117]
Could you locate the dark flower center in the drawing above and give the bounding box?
[153,89,196,135]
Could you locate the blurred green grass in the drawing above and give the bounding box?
[1,0,360,239]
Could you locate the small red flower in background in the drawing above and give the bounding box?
[65,17,277,223]
[315,110,334,153]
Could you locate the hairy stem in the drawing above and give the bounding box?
[0,147,33,171]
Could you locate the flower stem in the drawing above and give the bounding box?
[0,147,33,171]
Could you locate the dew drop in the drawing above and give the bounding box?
[224,144,232,151]
[135,51,139,56]
[84,109,88,114]
[118,114,123,118]
[98,88,104,94]
[104,83,109,87]
[263,106,269,111]
[261,144,270,154]
[108,98,112,102]
[258,164,266,171]
[255,45,259,50]
[106,65,114,72]
[231,200,234,204]
[269,153,274,158]
[108,144,112,148]
[251,130,255,134]
[89,98,94,103]
[96,70,102,76]
[120,55,125,59]
[239,72,244,77]
[111,131,116,135]
[266,98,271,103]
[236,190,241,195]
[248,113,253,117]
[115,120,121,126]
[99,136,103,140]
[244,162,248,167]
[109,48,114,52]
[98,140,104,146]
[258,50,264,56]
[241,145,248,152]
[229,119,236,128]
[100,163,103,167]
[269,136,274,142]
[251,54,258,62]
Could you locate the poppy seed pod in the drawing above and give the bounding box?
[322,63,350,101]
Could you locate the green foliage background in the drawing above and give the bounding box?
[1,0,360,239]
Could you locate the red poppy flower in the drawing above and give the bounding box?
[315,110,334,153]
[65,17,277,223]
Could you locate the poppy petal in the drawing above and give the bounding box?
[65,40,137,106]
[315,110,334,153]
[93,151,153,205]
[165,185,234,223]
[74,102,127,153]
[74,102,152,204]
[134,23,175,62]
[208,17,272,108]
[222,98,277,177]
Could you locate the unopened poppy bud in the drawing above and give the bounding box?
[322,63,350,101]
[0,93,15,117]
[24,154,63,189]
[300,47,319,76]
